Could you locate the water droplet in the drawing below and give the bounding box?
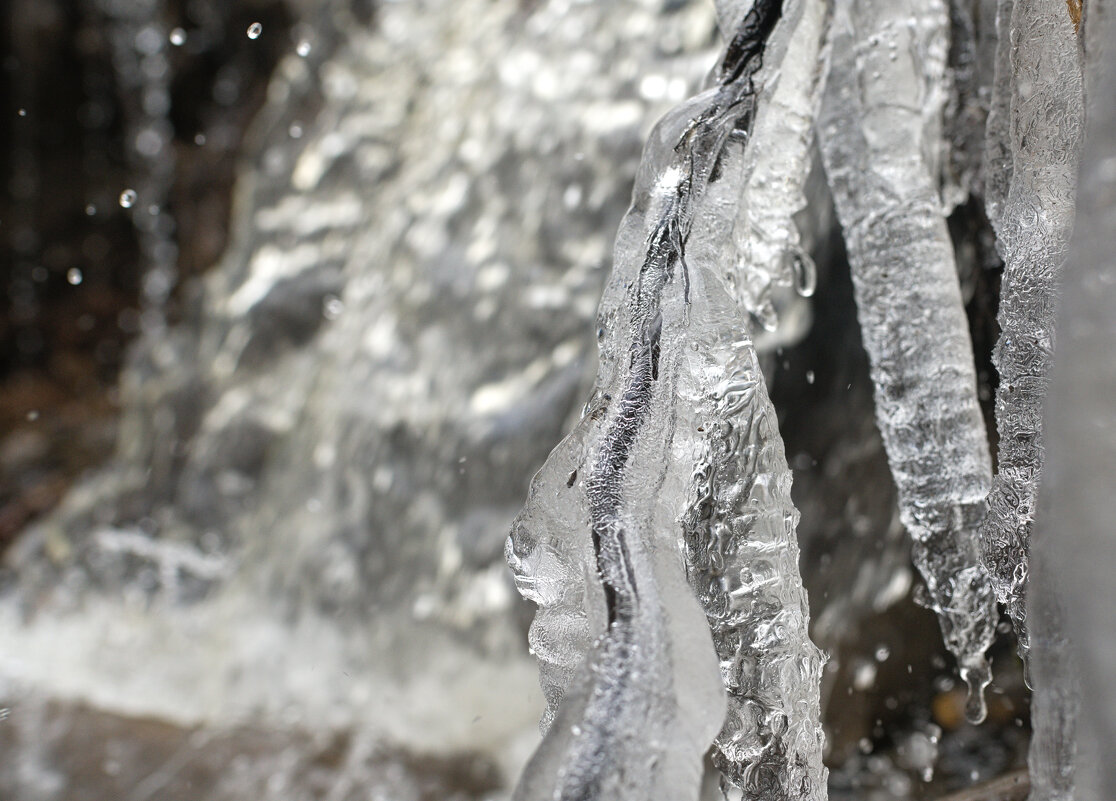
[194,133,207,146]
[247,22,263,40]
[296,39,312,57]
[26,411,39,422]
[85,203,97,216]
[874,644,891,662]
[791,249,817,297]
[289,123,303,139]
[960,663,991,724]
[805,370,815,385]
[323,296,344,320]
[67,268,83,285]
[17,108,26,117]
[169,27,187,46]
[119,189,137,208]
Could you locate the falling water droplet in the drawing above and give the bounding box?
[119,189,137,208]
[247,22,263,40]
[960,663,991,724]
[169,27,186,46]
[67,268,83,285]
[296,39,312,57]
[791,249,817,297]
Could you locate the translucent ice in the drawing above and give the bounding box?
[978,0,1084,666]
[728,0,829,335]
[1039,6,1116,799]
[818,0,998,721]
[507,1,827,798]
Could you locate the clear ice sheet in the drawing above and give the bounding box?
[817,0,997,721]
[507,1,827,798]
[978,0,1084,665]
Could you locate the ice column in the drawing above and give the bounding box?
[1035,4,1116,801]
[818,0,997,721]
[507,1,827,799]
[979,0,1084,666]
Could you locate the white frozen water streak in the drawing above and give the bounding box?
[507,2,827,798]
[818,0,997,722]
[978,0,1084,667]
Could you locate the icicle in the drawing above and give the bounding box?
[978,0,1084,668]
[817,0,998,722]
[1039,6,1116,799]
[507,2,827,798]
[729,0,829,336]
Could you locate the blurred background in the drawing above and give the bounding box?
[0,0,1031,798]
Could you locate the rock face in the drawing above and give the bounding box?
[0,0,740,796]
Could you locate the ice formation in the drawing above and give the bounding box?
[728,0,828,336]
[507,1,827,798]
[979,0,1084,665]
[1040,5,1116,798]
[817,0,997,722]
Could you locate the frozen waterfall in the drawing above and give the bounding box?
[0,0,1112,799]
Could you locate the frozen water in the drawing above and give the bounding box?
[508,2,827,798]
[729,0,828,337]
[979,0,1084,667]
[818,0,997,722]
[1034,4,1116,801]
[979,1,1085,797]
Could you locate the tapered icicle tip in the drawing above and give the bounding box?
[960,660,992,725]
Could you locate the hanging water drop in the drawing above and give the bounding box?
[247,22,263,40]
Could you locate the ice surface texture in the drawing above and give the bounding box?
[1040,4,1116,799]
[979,0,1084,665]
[507,1,827,798]
[981,2,1084,797]
[817,0,997,722]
